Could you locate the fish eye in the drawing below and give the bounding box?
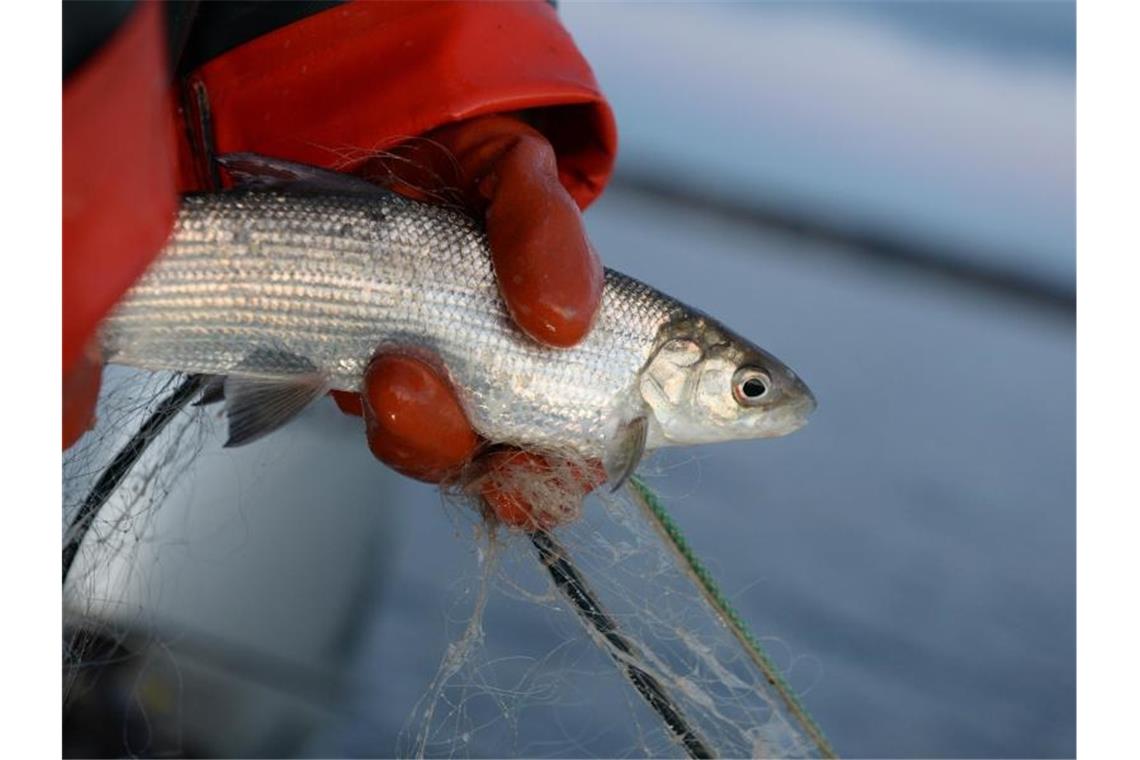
[732,367,771,406]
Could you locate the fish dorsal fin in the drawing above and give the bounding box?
[604,415,649,492]
[222,349,330,448]
[217,153,393,196]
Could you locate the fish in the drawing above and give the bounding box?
[101,154,816,486]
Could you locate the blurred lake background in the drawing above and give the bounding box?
[64,2,1075,758]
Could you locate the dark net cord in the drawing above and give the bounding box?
[63,374,207,585]
[530,528,715,759]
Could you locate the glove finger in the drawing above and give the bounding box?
[361,354,481,483]
[483,134,603,347]
[330,389,364,416]
[360,115,603,348]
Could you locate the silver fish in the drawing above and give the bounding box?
[102,155,815,484]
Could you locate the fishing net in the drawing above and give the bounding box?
[62,369,210,709]
[394,474,830,758]
[63,369,832,758]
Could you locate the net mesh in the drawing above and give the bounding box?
[63,369,831,758]
[399,476,828,758]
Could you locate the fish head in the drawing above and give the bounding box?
[638,316,816,447]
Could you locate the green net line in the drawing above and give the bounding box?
[627,476,838,759]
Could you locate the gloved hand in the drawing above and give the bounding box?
[332,113,608,528]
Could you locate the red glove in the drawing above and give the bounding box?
[332,114,608,528]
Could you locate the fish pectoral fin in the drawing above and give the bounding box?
[604,415,649,493]
[222,368,331,448]
[217,153,394,196]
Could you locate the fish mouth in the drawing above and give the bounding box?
[797,381,818,417]
[777,377,817,433]
[751,394,815,438]
[782,365,816,411]
[776,408,812,435]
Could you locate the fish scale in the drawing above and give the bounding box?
[103,190,681,456]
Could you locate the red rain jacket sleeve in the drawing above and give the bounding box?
[63,1,180,376]
[63,0,617,378]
